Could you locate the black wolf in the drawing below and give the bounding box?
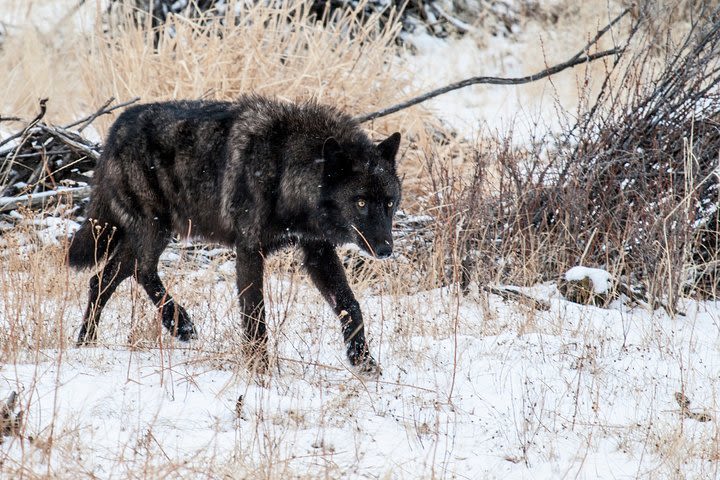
[68,95,401,373]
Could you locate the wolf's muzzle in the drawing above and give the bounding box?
[374,241,393,259]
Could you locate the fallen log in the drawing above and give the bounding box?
[0,186,92,213]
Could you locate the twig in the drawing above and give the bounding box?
[0,98,48,150]
[355,7,632,123]
[0,186,91,213]
[64,96,141,131]
[75,97,115,132]
[569,7,631,63]
[482,285,550,311]
[356,49,622,123]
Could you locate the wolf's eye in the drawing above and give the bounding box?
[357,199,366,208]
[387,201,394,208]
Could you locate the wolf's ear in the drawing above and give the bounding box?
[322,137,351,178]
[378,132,401,164]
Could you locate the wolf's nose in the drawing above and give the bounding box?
[375,243,392,259]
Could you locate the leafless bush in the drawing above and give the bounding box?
[430,1,720,307]
[560,1,720,303]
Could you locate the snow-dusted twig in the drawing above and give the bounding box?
[0,186,91,213]
[482,285,550,311]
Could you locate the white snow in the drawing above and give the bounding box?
[2,266,720,477]
[401,31,526,138]
[0,0,102,35]
[565,266,613,294]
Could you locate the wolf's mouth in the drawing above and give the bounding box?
[350,224,393,259]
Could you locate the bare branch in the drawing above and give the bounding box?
[356,7,632,123]
[0,186,92,213]
[482,285,551,311]
[63,96,141,131]
[0,98,48,150]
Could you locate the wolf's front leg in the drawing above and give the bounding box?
[302,242,380,374]
[235,245,268,372]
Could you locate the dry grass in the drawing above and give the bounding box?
[0,0,439,172]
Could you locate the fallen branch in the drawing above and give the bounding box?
[355,7,631,123]
[0,186,92,213]
[482,285,551,311]
[39,124,101,160]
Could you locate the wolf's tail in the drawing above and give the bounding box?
[67,199,124,270]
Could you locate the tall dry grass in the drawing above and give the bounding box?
[0,0,436,145]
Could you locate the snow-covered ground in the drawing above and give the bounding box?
[2,220,720,477]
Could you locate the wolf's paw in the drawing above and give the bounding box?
[162,303,197,341]
[348,347,382,376]
[175,320,197,342]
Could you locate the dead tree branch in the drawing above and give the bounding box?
[482,285,551,311]
[0,98,48,150]
[0,186,92,213]
[63,96,141,131]
[355,7,632,123]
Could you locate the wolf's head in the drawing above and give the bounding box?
[320,132,402,258]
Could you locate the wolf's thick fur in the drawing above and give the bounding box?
[68,95,401,372]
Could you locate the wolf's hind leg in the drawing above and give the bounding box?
[134,230,196,341]
[137,270,196,341]
[302,242,379,374]
[77,246,134,346]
